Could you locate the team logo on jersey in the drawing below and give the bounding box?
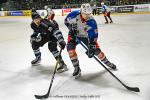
[36,35,42,42]
[48,27,52,32]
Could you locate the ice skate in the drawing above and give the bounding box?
[106,62,117,70]
[57,62,68,73]
[31,57,41,65]
[105,21,109,24]
[110,21,113,23]
[73,67,81,79]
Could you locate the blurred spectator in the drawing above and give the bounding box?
[92,4,97,15]
[1,0,150,10]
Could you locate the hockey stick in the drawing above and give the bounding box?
[79,40,140,92]
[35,49,63,99]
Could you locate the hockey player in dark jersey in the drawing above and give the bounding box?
[30,13,68,73]
[65,3,116,78]
[31,7,38,15]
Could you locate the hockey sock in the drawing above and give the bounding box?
[108,16,113,22]
[104,16,108,23]
[51,50,64,64]
[68,50,79,67]
[33,48,41,58]
[101,57,109,64]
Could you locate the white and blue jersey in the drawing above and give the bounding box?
[64,10,98,42]
[102,5,111,12]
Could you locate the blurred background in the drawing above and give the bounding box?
[0,0,150,11]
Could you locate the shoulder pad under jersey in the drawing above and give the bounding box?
[86,18,97,30]
[65,10,80,22]
[86,18,98,41]
[40,19,51,28]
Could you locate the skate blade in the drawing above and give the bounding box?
[57,68,68,73]
[107,67,118,71]
[31,63,41,66]
[110,66,117,70]
[75,73,81,79]
[112,68,118,71]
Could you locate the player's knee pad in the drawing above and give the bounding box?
[48,41,57,52]
[66,42,77,60]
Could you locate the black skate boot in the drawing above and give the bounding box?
[57,62,68,73]
[110,21,113,23]
[31,57,41,65]
[106,62,117,70]
[73,67,81,79]
[105,21,109,24]
[104,16,109,24]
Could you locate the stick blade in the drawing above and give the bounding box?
[126,86,140,92]
[35,94,49,99]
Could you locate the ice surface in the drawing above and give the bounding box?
[0,14,150,100]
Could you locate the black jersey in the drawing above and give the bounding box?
[31,19,63,43]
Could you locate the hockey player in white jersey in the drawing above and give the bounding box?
[65,3,116,78]
[101,2,113,24]
[44,6,55,20]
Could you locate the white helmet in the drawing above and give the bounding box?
[47,8,51,12]
[101,2,104,5]
[44,5,48,9]
[81,3,92,14]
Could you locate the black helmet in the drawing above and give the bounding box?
[32,13,41,20]
[31,7,36,13]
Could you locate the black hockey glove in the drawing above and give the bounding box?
[86,42,96,58]
[59,40,66,50]
[71,23,77,31]
[69,29,77,43]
